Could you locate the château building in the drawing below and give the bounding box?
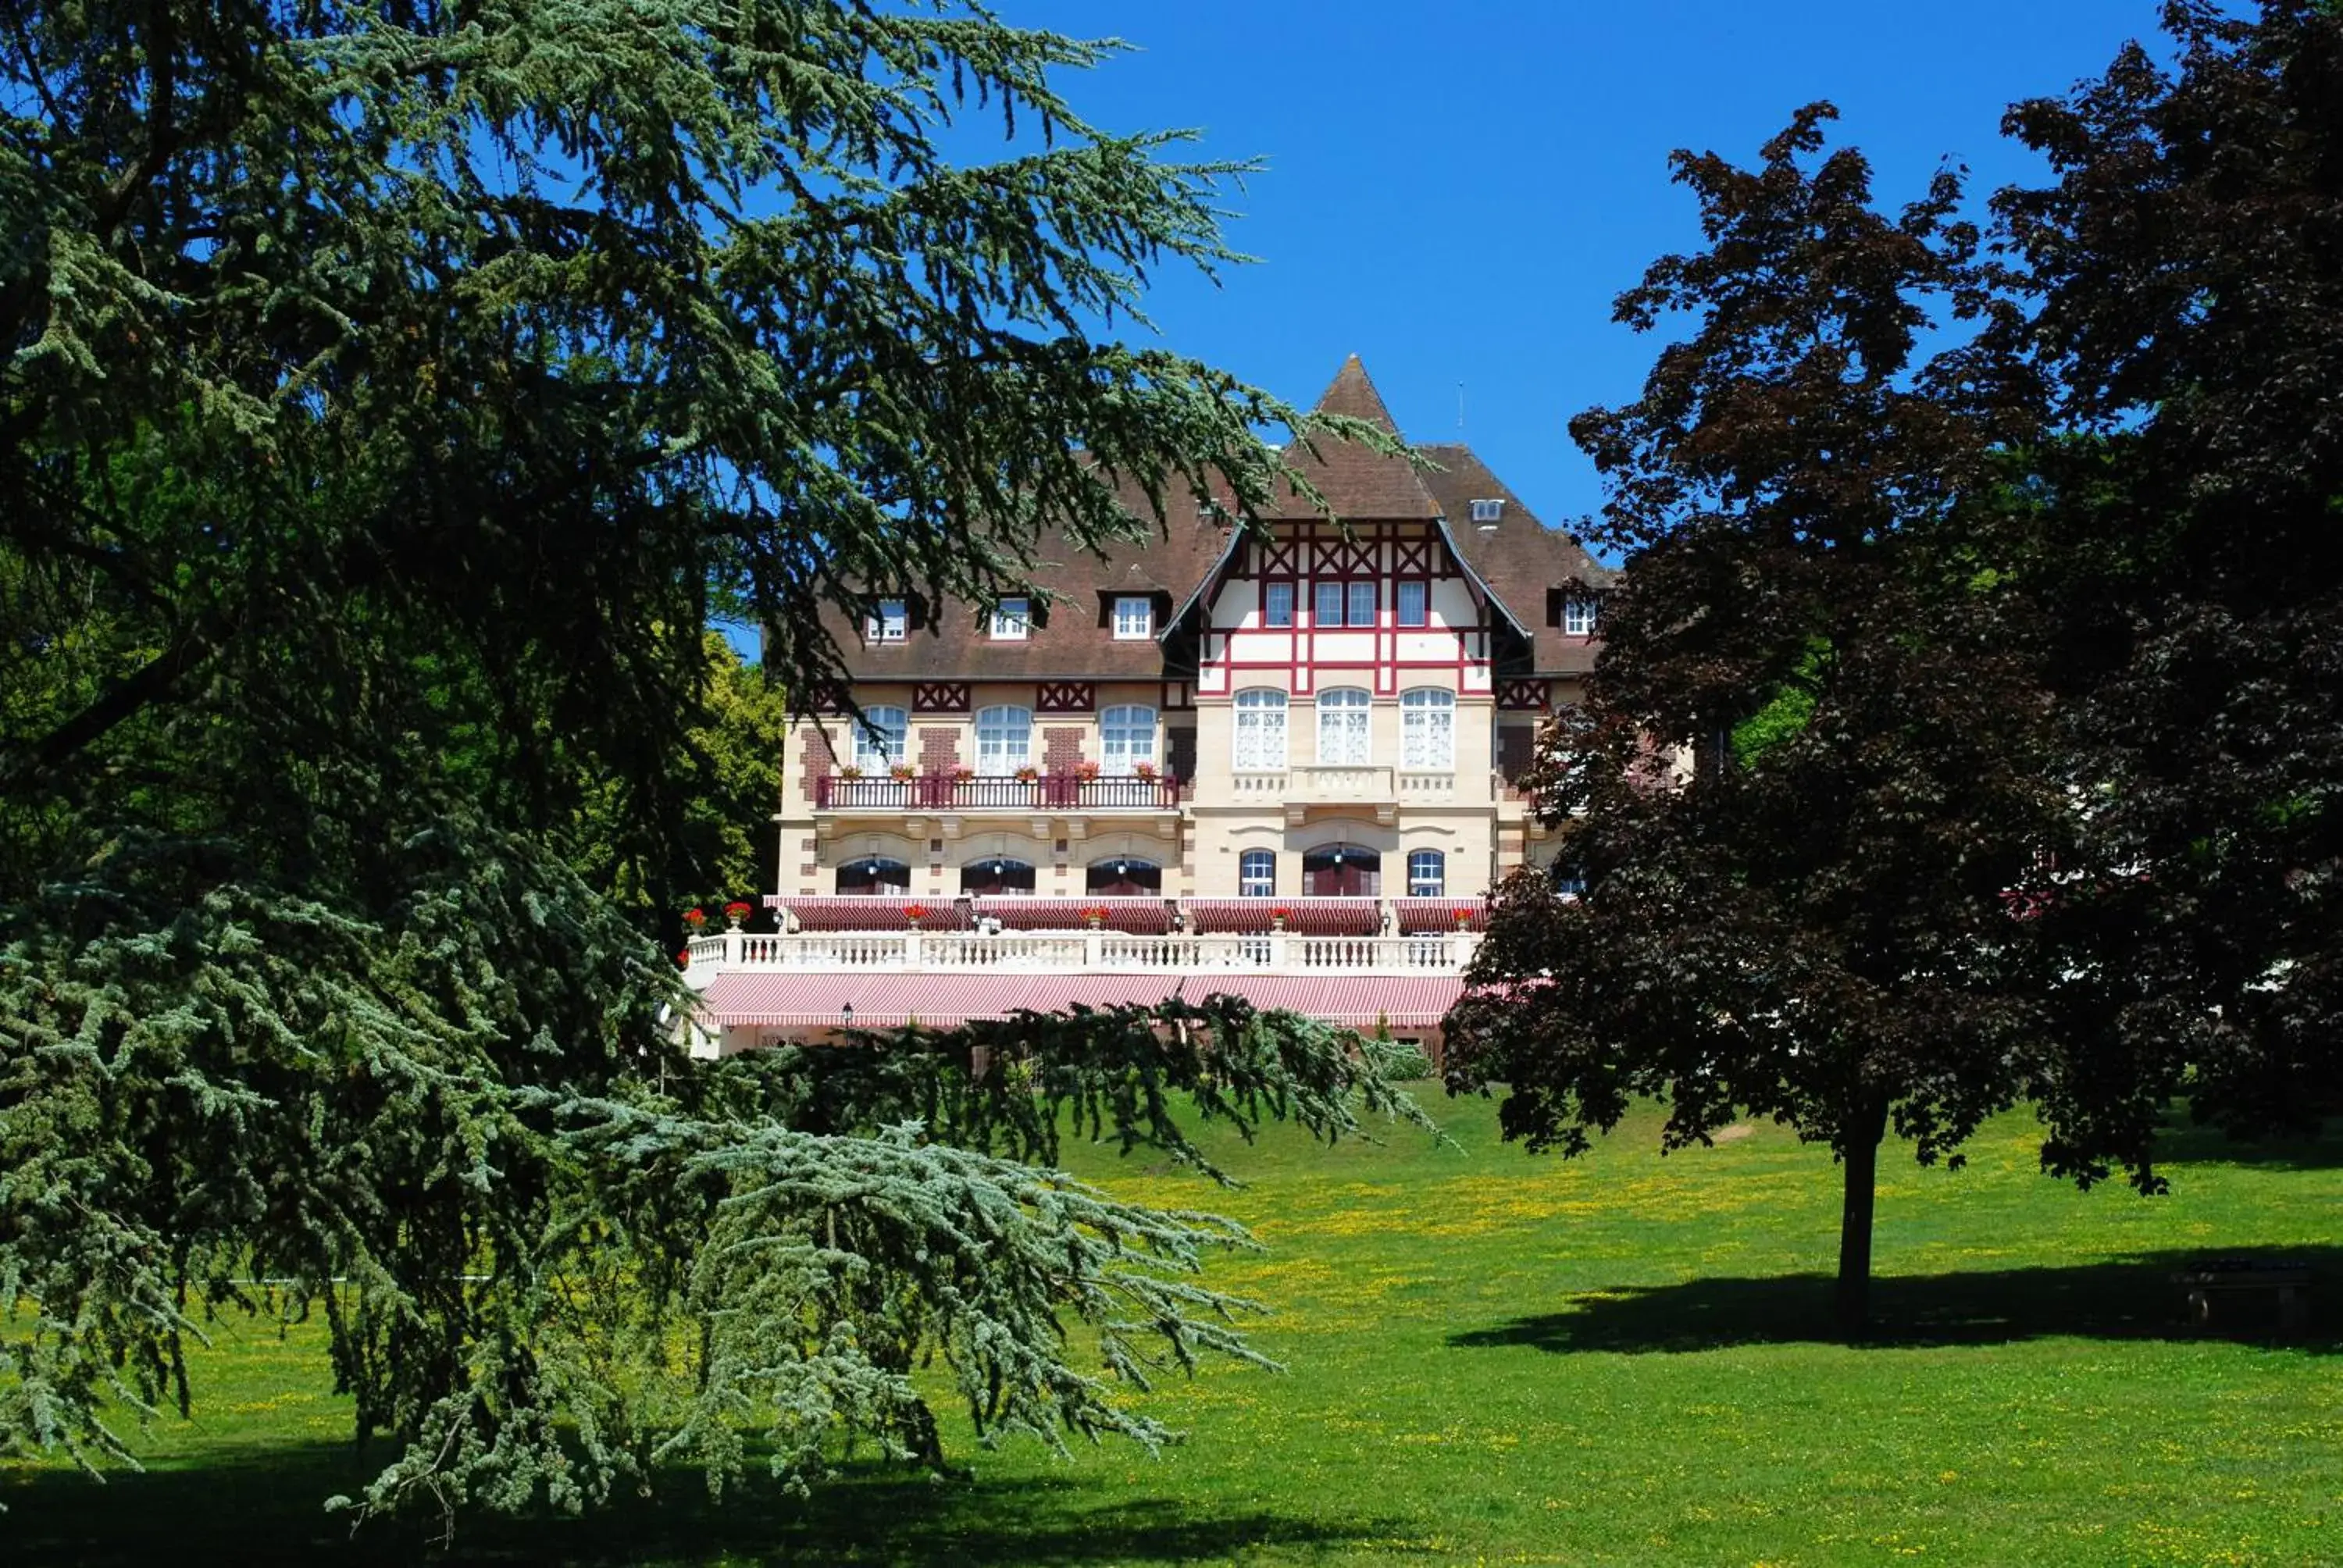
[684,357,1607,1057]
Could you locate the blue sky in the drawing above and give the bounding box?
[997,0,2166,536]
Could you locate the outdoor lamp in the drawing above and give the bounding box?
[840,1003,854,1027]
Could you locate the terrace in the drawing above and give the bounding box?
[678,895,1495,1049]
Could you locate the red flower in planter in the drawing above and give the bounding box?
[1075,760,1100,781]
[676,950,690,968]
[1082,906,1109,925]
[1271,907,1293,922]
[903,903,929,923]
[682,907,708,930]
[725,900,753,919]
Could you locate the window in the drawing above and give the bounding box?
[1407,850,1446,898]
[1317,687,1371,766]
[852,706,908,772]
[1100,704,1157,775]
[1311,581,1377,627]
[1396,579,1428,627]
[1239,849,1276,898]
[1563,597,1597,636]
[975,705,1032,772]
[1263,582,1294,629]
[868,599,907,641]
[1469,498,1504,524]
[1087,856,1161,895]
[1401,688,1454,771]
[961,857,1036,896]
[990,597,1029,640]
[836,857,911,895]
[1232,688,1288,772]
[1113,595,1153,640]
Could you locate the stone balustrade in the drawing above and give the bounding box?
[684,928,1477,982]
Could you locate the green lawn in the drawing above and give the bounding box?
[8,1096,2341,1566]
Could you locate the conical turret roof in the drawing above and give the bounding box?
[1271,355,1443,520]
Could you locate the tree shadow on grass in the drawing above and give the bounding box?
[2,1442,1393,1566]
[1450,1247,2343,1356]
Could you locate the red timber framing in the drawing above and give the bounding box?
[913,682,971,714]
[1497,679,1552,711]
[1202,521,1493,699]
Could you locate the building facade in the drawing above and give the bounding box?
[686,358,1607,1055]
[776,356,1607,908]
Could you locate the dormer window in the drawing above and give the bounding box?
[1469,498,1504,526]
[868,599,908,641]
[1563,597,1597,636]
[1113,595,1154,640]
[990,597,1029,640]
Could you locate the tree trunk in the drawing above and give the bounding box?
[1835,1093,1890,1338]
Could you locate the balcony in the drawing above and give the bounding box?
[685,928,1477,976]
[815,772,1182,812]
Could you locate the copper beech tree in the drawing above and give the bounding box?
[1453,1,2343,1336]
[1446,105,2061,1337]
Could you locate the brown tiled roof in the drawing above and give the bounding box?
[804,361,1608,684]
[816,474,1232,682]
[1417,442,1614,676]
[1270,355,1443,521]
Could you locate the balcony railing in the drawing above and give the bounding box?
[686,929,1476,975]
[815,772,1182,811]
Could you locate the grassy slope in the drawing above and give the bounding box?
[7,1097,2340,1566]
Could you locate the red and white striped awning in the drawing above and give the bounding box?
[1391,898,1489,934]
[1184,897,1384,935]
[971,896,1175,935]
[703,971,1463,1032]
[701,971,1188,1029]
[1184,975,1464,1028]
[765,896,972,932]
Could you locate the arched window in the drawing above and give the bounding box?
[1100,705,1157,775]
[1317,687,1371,766]
[836,857,911,895]
[975,705,1032,773]
[961,856,1036,896]
[1302,843,1381,896]
[1401,688,1455,771]
[1086,856,1161,896]
[851,707,908,772]
[1238,849,1277,898]
[1233,689,1288,772]
[1407,849,1446,898]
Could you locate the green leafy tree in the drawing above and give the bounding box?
[566,633,793,929]
[0,0,1412,1526]
[1445,105,2060,1335]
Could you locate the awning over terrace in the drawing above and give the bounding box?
[1182,975,1464,1029]
[701,971,1464,1032]
[1391,898,1489,934]
[1183,897,1384,936]
[701,971,1188,1029]
[971,896,1175,935]
[765,895,973,932]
